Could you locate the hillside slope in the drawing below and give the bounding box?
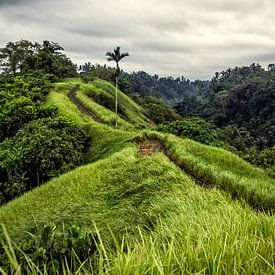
[0,78,275,274]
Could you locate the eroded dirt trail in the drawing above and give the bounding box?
[68,85,101,122]
[137,138,211,188]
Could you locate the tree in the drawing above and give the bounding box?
[106,47,129,126]
[0,40,34,75]
[33,41,77,78]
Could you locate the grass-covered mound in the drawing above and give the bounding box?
[1,78,275,274]
[148,132,275,212]
[1,144,275,274]
[51,78,150,129]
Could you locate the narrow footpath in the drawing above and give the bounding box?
[68,85,101,122]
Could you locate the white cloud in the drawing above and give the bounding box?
[0,0,275,79]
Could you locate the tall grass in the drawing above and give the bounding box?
[92,79,149,125]
[1,79,275,274]
[75,88,134,130]
[46,82,136,163]
[143,131,275,212]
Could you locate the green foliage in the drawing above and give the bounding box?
[0,224,97,273]
[106,46,129,76]
[174,95,200,116]
[0,72,58,140]
[142,96,180,124]
[0,40,77,78]
[157,118,224,146]
[0,72,54,99]
[0,96,56,141]
[87,90,128,119]
[197,64,275,149]
[0,40,34,75]
[217,125,255,151]
[122,71,208,105]
[243,146,275,177]
[0,117,89,205]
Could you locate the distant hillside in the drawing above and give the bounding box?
[175,63,275,148]
[122,71,210,105]
[78,63,209,105]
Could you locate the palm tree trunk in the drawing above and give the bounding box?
[115,76,118,127]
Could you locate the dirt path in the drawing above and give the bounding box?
[68,85,101,122]
[137,138,275,213]
[137,138,210,188]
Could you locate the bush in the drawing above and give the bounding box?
[0,117,89,204]
[0,96,57,141]
[0,224,97,273]
[157,118,224,146]
[142,96,180,124]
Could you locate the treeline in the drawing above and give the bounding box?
[0,40,77,78]
[175,64,275,147]
[79,62,208,105]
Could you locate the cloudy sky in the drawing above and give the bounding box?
[0,0,275,79]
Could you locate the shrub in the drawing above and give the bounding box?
[142,96,180,124]
[0,96,57,141]
[0,224,97,273]
[157,118,224,146]
[0,117,89,204]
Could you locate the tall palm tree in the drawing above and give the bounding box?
[106,47,129,127]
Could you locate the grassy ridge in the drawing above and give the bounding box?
[1,78,275,273]
[92,79,142,111]
[76,88,134,130]
[80,79,149,128]
[0,147,274,273]
[145,131,275,212]
[46,81,135,163]
[46,80,275,212]
[47,81,275,212]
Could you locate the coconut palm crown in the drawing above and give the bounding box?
[106,46,129,76]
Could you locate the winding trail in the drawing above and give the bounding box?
[137,138,207,188]
[68,85,101,122]
[137,138,275,213]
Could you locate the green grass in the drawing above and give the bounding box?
[1,78,275,274]
[92,79,149,126]
[46,88,89,125]
[143,131,275,212]
[76,87,134,130]
[1,146,274,274]
[46,82,136,163]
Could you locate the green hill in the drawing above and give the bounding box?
[0,78,275,274]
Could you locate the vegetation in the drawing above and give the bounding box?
[0,40,77,78]
[0,40,274,274]
[1,143,274,273]
[156,118,224,146]
[0,117,89,205]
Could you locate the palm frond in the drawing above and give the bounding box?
[118,52,129,61]
[106,47,129,68]
[114,46,120,56]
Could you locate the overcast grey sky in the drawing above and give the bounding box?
[0,0,274,79]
